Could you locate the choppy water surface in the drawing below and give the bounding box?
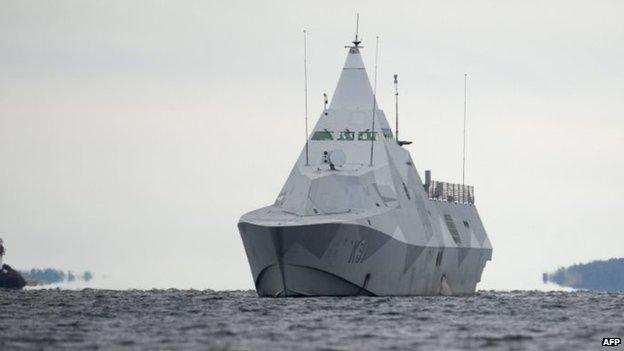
[0,289,622,350]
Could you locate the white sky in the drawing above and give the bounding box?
[1,0,623,290]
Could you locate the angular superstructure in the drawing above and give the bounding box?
[238,36,492,297]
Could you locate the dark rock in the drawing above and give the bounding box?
[0,264,26,290]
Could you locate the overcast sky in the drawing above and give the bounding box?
[1,0,623,290]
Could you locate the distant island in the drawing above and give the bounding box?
[543,258,624,292]
[20,268,93,286]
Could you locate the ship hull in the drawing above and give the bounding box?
[238,221,491,297]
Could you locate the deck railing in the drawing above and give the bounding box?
[425,180,474,204]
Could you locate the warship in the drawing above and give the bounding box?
[238,29,492,297]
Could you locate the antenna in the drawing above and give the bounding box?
[369,36,379,166]
[353,13,361,46]
[462,73,467,185]
[394,74,399,142]
[304,30,309,166]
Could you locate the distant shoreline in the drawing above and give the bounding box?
[19,268,94,286]
[544,258,624,292]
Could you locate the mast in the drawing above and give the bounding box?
[303,30,309,166]
[353,13,361,46]
[394,74,399,142]
[369,36,379,166]
[462,73,467,185]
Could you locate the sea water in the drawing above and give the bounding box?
[0,289,622,350]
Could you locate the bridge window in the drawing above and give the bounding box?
[382,128,394,140]
[312,130,333,141]
[358,131,377,141]
[337,130,355,141]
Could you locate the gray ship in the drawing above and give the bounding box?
[238,33,492,297]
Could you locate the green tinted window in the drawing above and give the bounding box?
[312,130,333,140]
[337,131,355,141]
[358,131,377,141]
[382,128,394,140]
